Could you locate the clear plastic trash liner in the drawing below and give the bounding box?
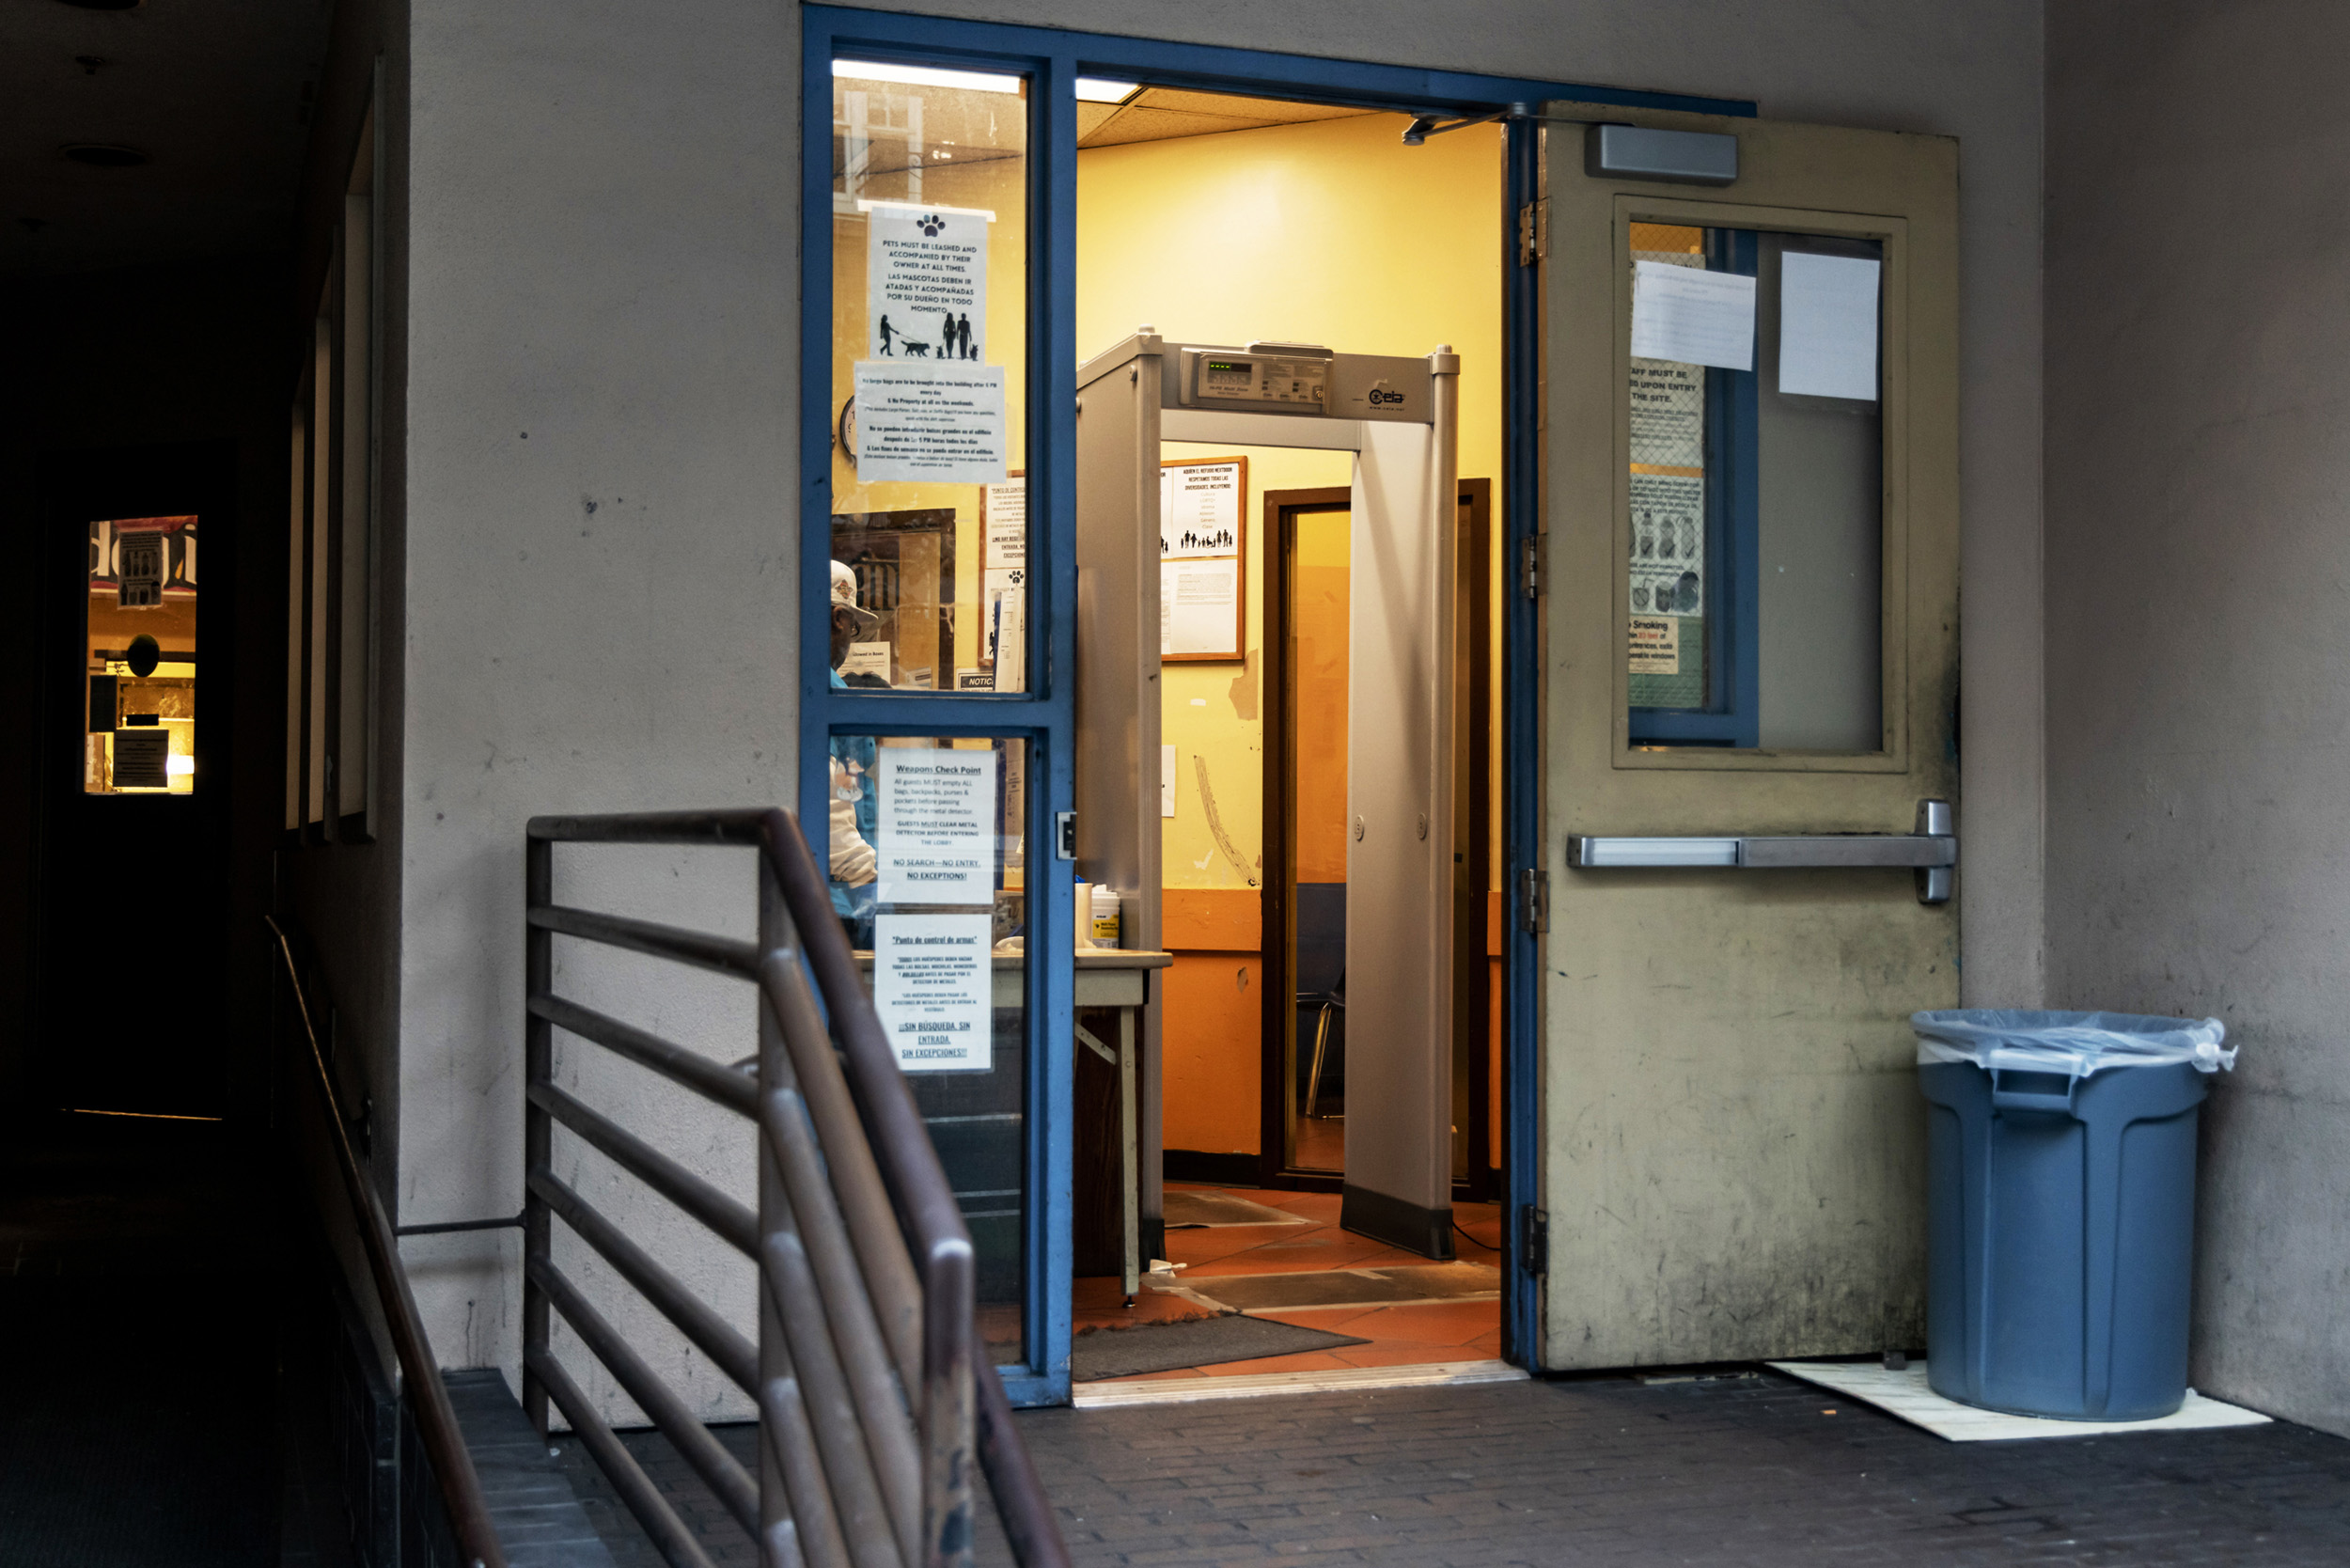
[1912,1008,2233,1078]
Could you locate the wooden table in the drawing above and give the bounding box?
[856,949,1172,1298]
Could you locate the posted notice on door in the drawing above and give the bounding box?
[853,362,1007,484]
[873,913,993,1073]
[866,204,988,362]
[876,747,999,904]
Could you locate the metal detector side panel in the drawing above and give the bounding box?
[1342,411,1459,1252]
[1073,337,1167,1232]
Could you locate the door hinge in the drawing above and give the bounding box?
[1518,534,1544,599]
[1519,1207,1549,1275]
[1516,199,1547,267]
[1518,866,1549,933]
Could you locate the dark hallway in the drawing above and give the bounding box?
[0,1115,282,1565]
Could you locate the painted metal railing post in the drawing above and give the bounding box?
[512,808,1058,1565]
[523,833,554,1436]
[756,850,796,1568]
[921,1240,976,1568]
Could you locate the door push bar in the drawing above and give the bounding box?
[1568,800,1956,905]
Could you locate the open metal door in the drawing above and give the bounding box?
[1537,106,1961,1366]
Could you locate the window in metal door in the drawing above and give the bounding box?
[1626,223,1887,753]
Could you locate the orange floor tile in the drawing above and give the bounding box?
[1075,1182,1504,1382]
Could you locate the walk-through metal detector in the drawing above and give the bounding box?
[1073,331,1463,1257]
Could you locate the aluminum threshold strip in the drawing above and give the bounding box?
[1071,1358,1527,1409]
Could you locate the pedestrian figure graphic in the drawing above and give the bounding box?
[943,312,957,359]
[958,312,975,359]
[877,315,896,355]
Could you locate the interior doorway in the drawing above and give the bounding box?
[1064,87,1510,1384]
[31,442,239,1120]
[1259,480,1495,1192]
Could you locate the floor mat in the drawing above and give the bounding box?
[1767,1359,2274,1442]
[1183,1262,1501,1313]
[1073,1314,1371,1380]
[1163,1190,1308,1228]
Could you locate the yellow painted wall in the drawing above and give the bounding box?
[1078,110,1505,890]
[1077,111,1507,1155]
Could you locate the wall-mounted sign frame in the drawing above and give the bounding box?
[1158,455,1246,663]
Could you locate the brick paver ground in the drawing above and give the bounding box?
[556,1368,2350,1565]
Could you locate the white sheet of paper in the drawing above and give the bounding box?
[990,590,1025,692]
[1161,745,1176,818]
[981,567,1024,676]
[1778,252,1880,400]
[873,913,993,1073]
[983,480,1026,568]
[1160,557,1239,657]
[1628,471,1704,619]
[853,362,1006,483]
[866,205,987,362]
[1630,260,1755,371]
[876,747,997,904]
[1160,462,1243,557]
[840,641,891,681]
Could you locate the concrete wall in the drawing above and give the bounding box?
[399,0,801,1403]
[2046,0,2350,1436]
[387,0,2047,1392]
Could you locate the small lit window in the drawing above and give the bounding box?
[86,516,197,794]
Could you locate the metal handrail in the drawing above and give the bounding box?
[524,806,1070,1568]
[265,915,507,1568]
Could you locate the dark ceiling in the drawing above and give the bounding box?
[2,0,334,278]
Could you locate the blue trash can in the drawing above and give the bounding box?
[1913,1010,2234,1421]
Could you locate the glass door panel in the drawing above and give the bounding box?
[829,62,1031,694]
[827,731,1031,1365]
[1626,222,1886,751]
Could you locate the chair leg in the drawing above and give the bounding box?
[1304,1004,1335,1120]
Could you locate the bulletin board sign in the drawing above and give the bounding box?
[1159,456,1246,662]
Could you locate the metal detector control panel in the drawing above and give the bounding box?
[1168,343,1432,423]
[1196,351,1328,409]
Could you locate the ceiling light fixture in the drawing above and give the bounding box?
[832,58,1022,95]
[61,143,149,167]
[1074,78,1141,104]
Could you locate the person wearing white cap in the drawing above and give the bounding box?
[827,562,883,939]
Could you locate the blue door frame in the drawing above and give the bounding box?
[801,3,1752,1405]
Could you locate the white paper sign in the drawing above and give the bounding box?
[1160,462,1243,557]
[1778,252,1880,400]
[1630,259,1755,371]
[1628,358,1704,467]
[1160,557,1240,657]
[867,205,987,362]
[877,747,998,904]
[840,641,892,681]
[982,480,1026,568]
[989,588,1025,691]
[854,362,1006,483]
[1628,616,1681,675]
[873,913,994,1073]
[1629,471,1704,618]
